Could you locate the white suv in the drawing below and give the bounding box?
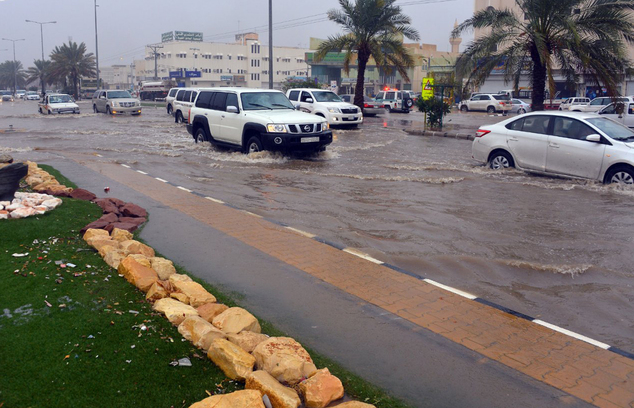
[459,94,511,114]
[165,87,179,115]
[286,89,363,126]
[186,88,333,154]
[173,88,199,123]
[558,97,591,111]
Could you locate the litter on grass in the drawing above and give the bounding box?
[169,357,192,367]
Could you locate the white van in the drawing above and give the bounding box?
[173,88,200,124]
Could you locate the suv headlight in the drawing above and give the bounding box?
[322,122,329,130]
[327,107,341,113]
[111,101,118,107]
[267,124,287,133]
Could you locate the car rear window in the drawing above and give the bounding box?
[492,94,510,101]
[195,91,213,108]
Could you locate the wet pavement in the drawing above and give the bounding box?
[1,99,633,356]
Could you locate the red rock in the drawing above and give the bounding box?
[105,222,139,233]
[99,212,119,224]
[93,198,120,215]
[44,187,72,197]
[120,203,147,218]
[80,219,110,234]
[70,188,96,201]
[118,216,146,226]
[107,197,126,208]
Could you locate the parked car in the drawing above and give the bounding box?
[173,88,199,123]
[510,99,531,114]
[459,93,512,114]
[25,91,40,100]
[187,88,333,154]
[597,99,634,128]
[92,90,142,115]
[15,90,26,99]
[558,97,591,111]
[472,111,634,184]
[38,93,80,114]
[165,87,179,115]
[286,88,363,126]
[1,94,14,102]
[374,89,414,113]
[576,96,631,113]
[339,94,384,116]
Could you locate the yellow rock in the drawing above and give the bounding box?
[299,368,344,408]
[90,239,120,257]
[149,257,176,280]
[102,248,127,269]
[83,228,110,245]
[334,403,376,408]
[32,180,60,192]
[169,273,193,284]
[212,307,260,334]
[153,298,199,325]
[189,390,264,408]
[111,228,133,242]
[119,240,155,257]
[252,337,317,385]
[226,331,269,354]
[197,303,229,323]
[170,292,190,304]
[171,280,216,308]
[246,370,301,408]
[207,338,256,381]
[126,253,151,268]
[117,256,159,292]
[178,316,226,350]
[146,281,170,301]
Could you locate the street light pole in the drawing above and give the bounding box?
[94,0,100,89]
[25,20,56,61]
[269,0,273,89]
[2,38,25,96]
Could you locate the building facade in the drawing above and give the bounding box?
[133,33,310,90]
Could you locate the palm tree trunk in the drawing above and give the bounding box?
[354,52,369,112]
[73,75,79,100]
[530,46,546,111]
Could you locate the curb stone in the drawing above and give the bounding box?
[403,128,475,140]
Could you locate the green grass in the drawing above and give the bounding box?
[0,168,412,408]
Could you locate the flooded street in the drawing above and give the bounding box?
[2,99,633,351]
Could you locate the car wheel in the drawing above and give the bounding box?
[38,107,42,114]
[106,106,112,115]
[404,98,414,108]
[93,104,98,113]
[48,109,52,115]
[246,136,263,154]
[175,111,183,123]
[460,105,468,112]
[606,166,634,184]
[489,151,514,169]
[487,106,496,114]
[194,127,207,144]
[167,105,173,115]
[518,108,526,114]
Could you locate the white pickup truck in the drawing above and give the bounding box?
[38,93,80,115]
[597,99,634,127]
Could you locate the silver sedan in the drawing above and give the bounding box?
[510,99,531,114]
[340,94,384,116]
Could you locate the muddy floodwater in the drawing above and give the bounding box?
[2,100,633,351]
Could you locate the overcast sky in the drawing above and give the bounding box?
[0,0,474,68]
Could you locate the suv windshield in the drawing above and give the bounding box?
[492,94,511,101]
[312,91,342,102]
[49,95,73,103]
[240,92,294,110]
[586,117,634,141]
[107,91,132,99]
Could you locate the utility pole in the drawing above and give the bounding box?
[268,0,273,89]
[94,0,100,89]
[2,38,25,95]
[147,44,164,80]
[26,20,56,94]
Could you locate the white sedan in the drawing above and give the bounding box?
[472,111,634,183]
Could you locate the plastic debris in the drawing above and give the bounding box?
[104,187,110,193]
[88,335,94,339]
[129,310,139,314]
[66,263,76,268]
[45,300,52,307]
[169,357,192,367]
[12,253,29,257]
[262,395,273,408]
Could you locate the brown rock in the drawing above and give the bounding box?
[153,298,199,325]
[89,238,120,257]
[334,403,376,408]
[299,368,344,408]
[80,219,110,234]
[178,316,226,350]
[104,222,139,233]
[117,256,159,292]
[83,228,110,245]
[146,281,170,301]
[102,248,127,269]
[246,370,301,408]
[126,254,151,267]
[93,198,121,215]
[70,188,96,201]
[207,338,256,381]
[171,280,216,308]
[110,227,133,242]
[98,212,119,224]
[169,273,193,284]
[170,292,190,304]
[197,303,229,323]
[120,202,147,218]
[149,257,176,280]
[44,185,72,197]
[227,331,269,354]
[252,337,317,385]
[212,307,261,334]
[117,216,147,226]
[106,197,126,208]
[189,390,265,408]
[119,240,155,257]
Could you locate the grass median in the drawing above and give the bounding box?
[0,165,412,408]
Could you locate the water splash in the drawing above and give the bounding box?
[503,259,592,278]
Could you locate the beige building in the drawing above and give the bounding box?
[100,65,134,90]
[133,33,310,90]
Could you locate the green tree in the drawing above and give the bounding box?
[452,0,634,111]
[416,97,451,130]
[50,41,96,98]
[27,59,52,95]
[314,0,420,110]
[0,60,27,93]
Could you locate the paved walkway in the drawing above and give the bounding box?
[60,154,633,408]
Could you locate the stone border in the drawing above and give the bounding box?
[403,128,475,140]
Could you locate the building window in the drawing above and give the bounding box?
[213,55,223,60]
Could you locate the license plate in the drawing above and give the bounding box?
[301,137,320,143]
[342,116,358,121]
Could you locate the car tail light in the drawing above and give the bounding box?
[364,103,371,108]
[187,108,191,124]
[475,129,491,138]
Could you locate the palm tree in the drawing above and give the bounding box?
[0,60,27,93]
[50,41,96,98]
[315,0,420,110]
[27,60,52,95]
[452,0,634,111]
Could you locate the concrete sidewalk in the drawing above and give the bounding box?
[47,153,632,408]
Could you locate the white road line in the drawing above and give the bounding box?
[533,320,610,349]
[205,196,225,204]
[155,177,168,183]
[121,164,130,168]
[177,186,192,193]
[423,279,477,300]
[285,227,316,239]
[243,211,263,218]
[136,170,148,175]
[343,248,384,264]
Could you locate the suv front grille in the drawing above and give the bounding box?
[341,108,358,114]
[120,102,135,107]
[289,123,323,134]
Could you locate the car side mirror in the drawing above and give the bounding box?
[226,106,238,113]
[585,134,602,143]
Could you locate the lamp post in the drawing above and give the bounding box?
[269,0,273,89]
[2,38,25,96]
[94,0,100,89]
[25,20,56,94]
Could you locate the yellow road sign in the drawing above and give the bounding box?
[422,77,434,100]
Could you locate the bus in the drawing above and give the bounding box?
[139,80,175,101]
